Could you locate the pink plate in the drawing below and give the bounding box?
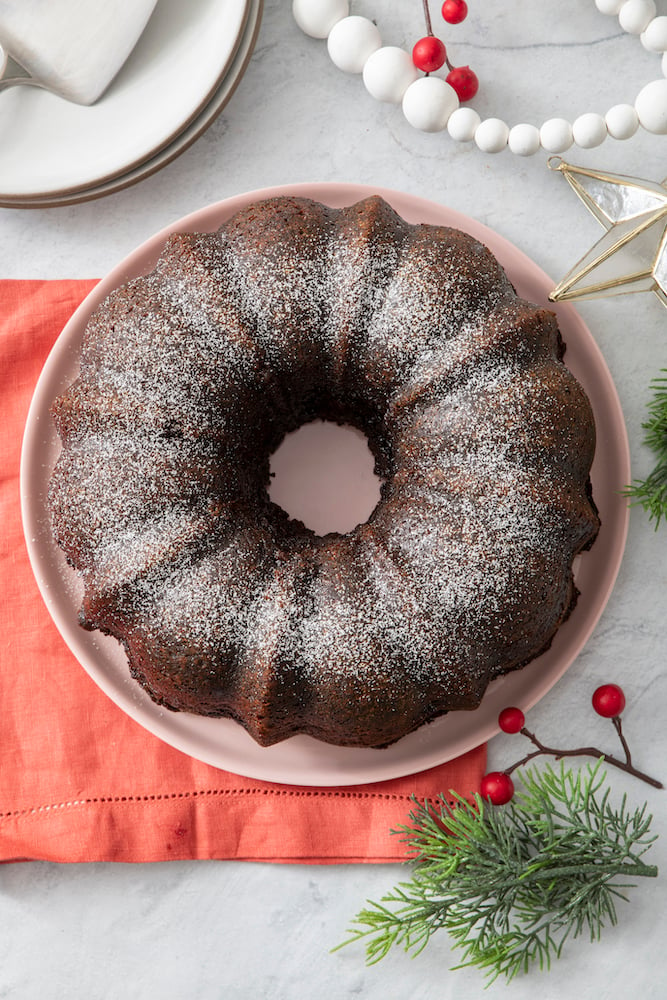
[20,184,630,786]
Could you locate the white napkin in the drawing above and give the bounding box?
[0,0,158,104]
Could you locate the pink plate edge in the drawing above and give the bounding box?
[19,183,630,786]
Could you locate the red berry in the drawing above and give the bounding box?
[480,771,514,805]
[442,0,468,24]
[592,684,626,718]
[412,35,447,74]
[446,65,479,102]
[498,706,525,734]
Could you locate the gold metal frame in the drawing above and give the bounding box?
[548,157,667,307]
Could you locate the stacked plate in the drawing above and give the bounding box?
[0,0,263,208]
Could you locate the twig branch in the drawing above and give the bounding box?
[421,0,433,34]
[613,715,633,765]
[504,727,663,790]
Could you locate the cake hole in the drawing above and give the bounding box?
[268,420,383,536]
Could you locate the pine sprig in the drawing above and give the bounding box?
[625,370,667,528]
[335,762,658,983]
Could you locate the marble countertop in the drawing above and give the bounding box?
[1,2,666,997]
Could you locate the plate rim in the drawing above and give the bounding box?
[20,183,630,785]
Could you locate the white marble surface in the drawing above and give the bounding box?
[1,1,666,997]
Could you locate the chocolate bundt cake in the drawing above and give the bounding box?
[48,195,600,748]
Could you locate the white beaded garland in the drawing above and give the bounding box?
[641,14,667,49]
[294,0,667,155]
[605,102,640,137]
[618,0,656,34]
[292,0,348,39]
[327,16,381,74]
[402,76,459,132]
[595,0,624,13]
[447,106,481,142]
[539,118,574,153]
[475,118,510,154]
[635,76,667,131]
[508,123,541,156]
[572,112,608,148]
[362,46,418,103]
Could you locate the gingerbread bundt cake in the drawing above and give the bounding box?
[48,195,600,748]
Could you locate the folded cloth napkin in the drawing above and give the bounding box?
[0,279,486,865]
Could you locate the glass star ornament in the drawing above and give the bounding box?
[548,157,667,307]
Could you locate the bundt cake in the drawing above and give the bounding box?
[48,194,600,748]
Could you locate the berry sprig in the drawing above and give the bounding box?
[339,682,661,979]
[481,684,663,805]
[412,0,479,102]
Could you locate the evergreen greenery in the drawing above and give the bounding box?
[625,371,667,528]
[336,762,658,983]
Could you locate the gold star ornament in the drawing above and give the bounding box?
[548,157,667,307]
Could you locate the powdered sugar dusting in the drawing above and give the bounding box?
[48,195,599,746]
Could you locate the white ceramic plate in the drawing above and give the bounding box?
[0,0,263,209]
[0,0,249,200]
[21,184,630,786]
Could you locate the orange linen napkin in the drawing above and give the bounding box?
[0,279,486,865]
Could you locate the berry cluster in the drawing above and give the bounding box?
[481,684,662,805]
[412,0,478,103]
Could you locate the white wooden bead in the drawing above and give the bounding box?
[539,118,574,153]
[635,77,667,132]
[402,77,459,132]
[508,123,541,156]
[327,16,381,73]
[475,118,509,153]
[447,107,481,142]
[595,0,624,13]
[292,0,349,39]
[573,112,608,147]
[618,0,656,34]
[641,15,667,51]
[605,103,640,137]
[362,47,418,103]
